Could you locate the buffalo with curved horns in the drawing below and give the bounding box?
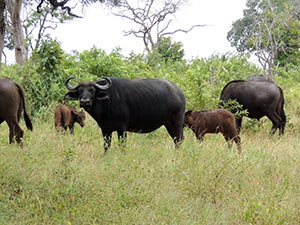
[0,77,33,144]
[220,80,286,135]
[64,77,186,152]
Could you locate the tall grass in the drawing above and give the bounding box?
[1,114,300,224]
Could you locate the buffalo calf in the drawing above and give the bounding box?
[54,104,85,134]
[184,109,241,154]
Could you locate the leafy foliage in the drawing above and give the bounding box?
[228,0,300,68]
[219,99,248,119]
[0,43,261,117]
[182,54,260,110]
[24,38,66,116]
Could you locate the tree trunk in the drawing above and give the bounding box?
[6,0,27,65]
[0,0,5,66]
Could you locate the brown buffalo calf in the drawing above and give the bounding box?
[54,104,86,134]
[184,109,241,154]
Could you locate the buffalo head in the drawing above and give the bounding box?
[75,109,86,127]
[64,77,112,108]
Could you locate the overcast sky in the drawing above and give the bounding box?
[50,0,246,60]
[6,0,246,64]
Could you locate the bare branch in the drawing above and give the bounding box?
[37,0,82,18]
[164,24,207,37]
[109,0,205,52]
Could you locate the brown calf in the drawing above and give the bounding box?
[54,104,86,134]
[184,109,241,154]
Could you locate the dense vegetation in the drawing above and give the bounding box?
[1,39,300,224]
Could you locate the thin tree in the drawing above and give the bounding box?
[0,0,116,65]
[6,0,27,65]
[23,0,74,54]
[227,0,300,81]
[105,0,206,53]
[0,0,5,64]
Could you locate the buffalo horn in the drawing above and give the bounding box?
[95,77,112,90]
[65,77,79,91]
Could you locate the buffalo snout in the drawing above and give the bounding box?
[80,98,92,108]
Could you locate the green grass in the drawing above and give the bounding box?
[1,114,300,224]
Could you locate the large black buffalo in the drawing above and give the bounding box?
[220,80,286,135]
[64,77,186,151]
[0,77,33,144]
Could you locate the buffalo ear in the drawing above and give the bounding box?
[70,108,78,115]
[185,110,193,116]
[184,110,194,127]
[64,91,79,100]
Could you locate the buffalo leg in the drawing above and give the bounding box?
[195,127,207,143]
[279,111,286,135]
[69,125,74,135]
[7,121,24,145]
[234,136,242,154]
[165,121,184,148]
[224,135,233,149]
[224,134,242,154]
[236,118,242,134]
[103,132,112,152]
[7,122,15,144]
[270,125,277,135]
[196,133,205,143]
[15,126,24,145]
[279,126,284,136]
[279,122,285,136]
[267,113,282,136]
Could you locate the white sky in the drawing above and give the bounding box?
[7,0,246,63]
[50,0,246,60]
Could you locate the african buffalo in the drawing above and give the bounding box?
[64,77,186,151]
[220,80,286,135]
[184,109,241,154]
[0,77,33,144]
[54,104,85,134]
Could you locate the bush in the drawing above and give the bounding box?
[2,46,262,119]
[181,54,261,110]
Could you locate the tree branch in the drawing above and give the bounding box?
[109,0,204,52]
[37,0,82,18]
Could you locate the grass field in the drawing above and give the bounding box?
[1,113,300,224]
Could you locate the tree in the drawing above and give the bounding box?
[37,0,84,18]
[0,0,117,66]
[0,0,5,64]
[28,37,65,114]
[227,0,300,80]
[5,0,27,65]
[105,0,205,53]
[22,0,75,54]
[35,0,117,17]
